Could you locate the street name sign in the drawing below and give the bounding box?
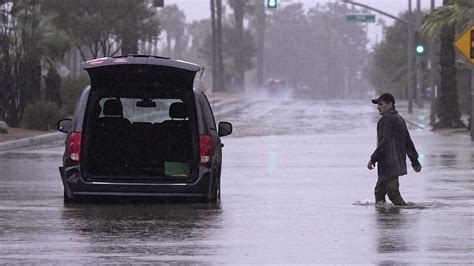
[454,24,474,65]
[346,14,375,23]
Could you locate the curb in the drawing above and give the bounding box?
[0,132,65,152]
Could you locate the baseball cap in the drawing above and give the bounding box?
[371,93,395,104]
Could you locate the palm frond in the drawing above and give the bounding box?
[421,1,473,39]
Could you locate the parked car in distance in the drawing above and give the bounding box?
[57,55,232,203]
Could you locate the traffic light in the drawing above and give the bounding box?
[267,0,277,9]
[416,44,426,55]
[415,31,426,56]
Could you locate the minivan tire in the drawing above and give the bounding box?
[63,191,77,204]
[208,167,221,202]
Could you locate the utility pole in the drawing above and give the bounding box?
[471,63,474,141]
[415,0,421,105]
[470,0,474,141]
[407,0,414,113]
[429,0,437,126]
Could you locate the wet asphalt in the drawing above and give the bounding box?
[0,98,473,264]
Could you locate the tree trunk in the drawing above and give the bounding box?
[174,36,183,59]
[121,33,139,55]
[210,0,217,91]
[433,19,464,129]
[232,1,246,92]
[216,0,225,92]
[45,67,62,107]
[20,56,41,108]
[166,34,172,57]
[255,0,265,88]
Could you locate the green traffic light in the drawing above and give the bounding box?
[416,44,425,55]
[267,0,277,8]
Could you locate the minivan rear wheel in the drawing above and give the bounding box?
[208,168,221,202]
[63,191,77,204]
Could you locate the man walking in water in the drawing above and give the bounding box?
[367,93,422,206]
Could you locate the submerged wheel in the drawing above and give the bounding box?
[217,177,221,200]
[208,168,221,202]
[63,190,77,204]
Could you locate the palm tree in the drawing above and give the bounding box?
[421,0,473,129]
[228,0,253,92]
[210,0,217,90]
[216,0,224,92]
[159,4,186,58]
[254,0,266,87]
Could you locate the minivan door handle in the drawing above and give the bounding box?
[221,143,224,148]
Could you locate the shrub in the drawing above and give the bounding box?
[22,100,66,131]
[61,75,90,115]
[0,121,8,134]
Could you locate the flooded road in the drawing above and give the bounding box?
[0,98,473,264]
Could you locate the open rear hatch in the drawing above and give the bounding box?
[81,56,201,183]
[82,56,200,90]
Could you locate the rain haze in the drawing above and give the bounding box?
[0,0,473,264]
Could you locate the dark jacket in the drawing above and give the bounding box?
[371,108,420,182]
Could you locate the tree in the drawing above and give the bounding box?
[421,0,472,129]
[253,0,265,87]
[215,0,224,92]
[38,15,71,107]
[159,4,186,58]
[264,3,368,98]
[43,0,160,60]
[366,11,431,99]
[210,0,217,90]
[228,0,254,92]
[0,1,44,126]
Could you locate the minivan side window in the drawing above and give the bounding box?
[201,95,216,130]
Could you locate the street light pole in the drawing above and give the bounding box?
[471,0,474,141]
[429,0,437,126]
[408,0,414,113]
[415,0,421,105]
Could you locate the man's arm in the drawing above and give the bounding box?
[370,116,392,164]
[406,128,422,172]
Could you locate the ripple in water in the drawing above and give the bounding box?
[352,200,450,209]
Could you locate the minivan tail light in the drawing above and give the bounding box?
[199,135,212,164]
[68,132,81,162]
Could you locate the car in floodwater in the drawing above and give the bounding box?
[265,78,288,94]
[57,55,232,203]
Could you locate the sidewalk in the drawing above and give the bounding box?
[396,100,432,131]
[397,100,471,137]
[0,128,63,152]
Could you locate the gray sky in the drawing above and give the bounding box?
[165,0,443,49]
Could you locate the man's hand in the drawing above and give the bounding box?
[367,159,375,170]
[413,165,422,172]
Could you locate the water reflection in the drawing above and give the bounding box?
[60,203,223,262]
[375,207,410,253]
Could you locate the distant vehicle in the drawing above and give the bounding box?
[57,55,232,203]
[265,79,288,94]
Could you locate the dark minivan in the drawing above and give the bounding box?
[57,55,232,203]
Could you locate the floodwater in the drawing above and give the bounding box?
[0,97,473,264]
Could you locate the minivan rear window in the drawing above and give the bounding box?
[98,97,184,123]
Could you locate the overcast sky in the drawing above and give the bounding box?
[165,0,444,49]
